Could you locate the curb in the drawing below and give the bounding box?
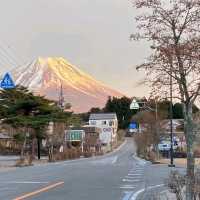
[32,139,127,167]
[130,184,165,200]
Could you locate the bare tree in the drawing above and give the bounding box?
[132,1,200,199]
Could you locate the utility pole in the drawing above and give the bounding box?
[169,64,175,167]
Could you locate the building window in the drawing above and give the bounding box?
[90,121,96,125]
[102,121,107,125]
[109,121,113,126]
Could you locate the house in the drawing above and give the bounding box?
[81,126,101,146]
[0,133,20,154]
[77,126,101,153]
[160,119,184,135]
[89,113,118,145]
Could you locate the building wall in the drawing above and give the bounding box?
[89,118,118,144]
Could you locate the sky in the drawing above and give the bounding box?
[0,0,150,97]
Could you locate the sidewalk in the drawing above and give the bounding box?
[0,155,48,168]
[159,158,200,167]
[159,191,176,200]
[0,155,19,167]
[0,139,126,169]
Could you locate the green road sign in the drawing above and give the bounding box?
[67,130,84,141]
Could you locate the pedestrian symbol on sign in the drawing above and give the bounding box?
[1,73,15,89]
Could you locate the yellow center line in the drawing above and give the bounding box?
[13,181,64,200]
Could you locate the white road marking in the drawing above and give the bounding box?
[0,187,10,191]
[128,174,142,176]
[131,169,144,172]
[91,156,118,165]
[121,185,136,187]
[122,191,133,200]
[3,181,49,184]
[160,189,168,194]
[120,186,136,189]
[112,156,118,164]
[130,184,165,200]
[148,184,164,190]
[129,172,143,174]
[130,169,143,172]
[130,188,145,200]
[132,156,147,166]
[125,176,134,179]
[133,167,144,169]
[125,176,140,179]
[123,179,140,182]
[129,172,143,175]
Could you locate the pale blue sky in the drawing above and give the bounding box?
[0,0,149,96]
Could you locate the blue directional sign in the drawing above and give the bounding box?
[1,73,15,89]
[129,122,137,129]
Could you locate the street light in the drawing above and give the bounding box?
[168,64,175,167]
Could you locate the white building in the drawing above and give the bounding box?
[89,113,118,145]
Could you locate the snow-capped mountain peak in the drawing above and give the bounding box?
[12,57,124,113]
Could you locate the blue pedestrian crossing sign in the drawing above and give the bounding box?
[1,73,15,89]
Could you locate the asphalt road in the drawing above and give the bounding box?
[0,139,180,200]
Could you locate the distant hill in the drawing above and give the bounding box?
[12,57,124,113]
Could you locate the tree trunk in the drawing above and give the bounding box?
[185,103,195,200]
[20,134,27,159]
[31,137,36,160]
[48,144,54,162]
[37,138,41,160]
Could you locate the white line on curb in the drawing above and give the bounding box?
[130,184,165,200]
[122,191,133,200]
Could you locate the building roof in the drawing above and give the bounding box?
[89,113,117,120]
[82,126,101,133]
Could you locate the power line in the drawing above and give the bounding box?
[0,51,17,67]
[0,44,20,66]
[0,58,10,68]
[0,50,17,67]
[0,41,27,69]
[6,44,26,64]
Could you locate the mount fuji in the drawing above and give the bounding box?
[11,57,124,113]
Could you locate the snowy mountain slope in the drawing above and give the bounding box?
[11,57,124,113]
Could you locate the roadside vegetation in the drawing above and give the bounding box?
[132,0,200,198]
[0,86,127,166]
[0,86,81,165]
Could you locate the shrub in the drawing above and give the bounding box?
[15,154,33,167]
[83,152,93,158]
[166,170,185,200]
[54,148,81,161]
[148,151,157,162]
[194,149,200,158]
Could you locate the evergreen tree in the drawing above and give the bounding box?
[104,96,137,129]
[0,86,72,159]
